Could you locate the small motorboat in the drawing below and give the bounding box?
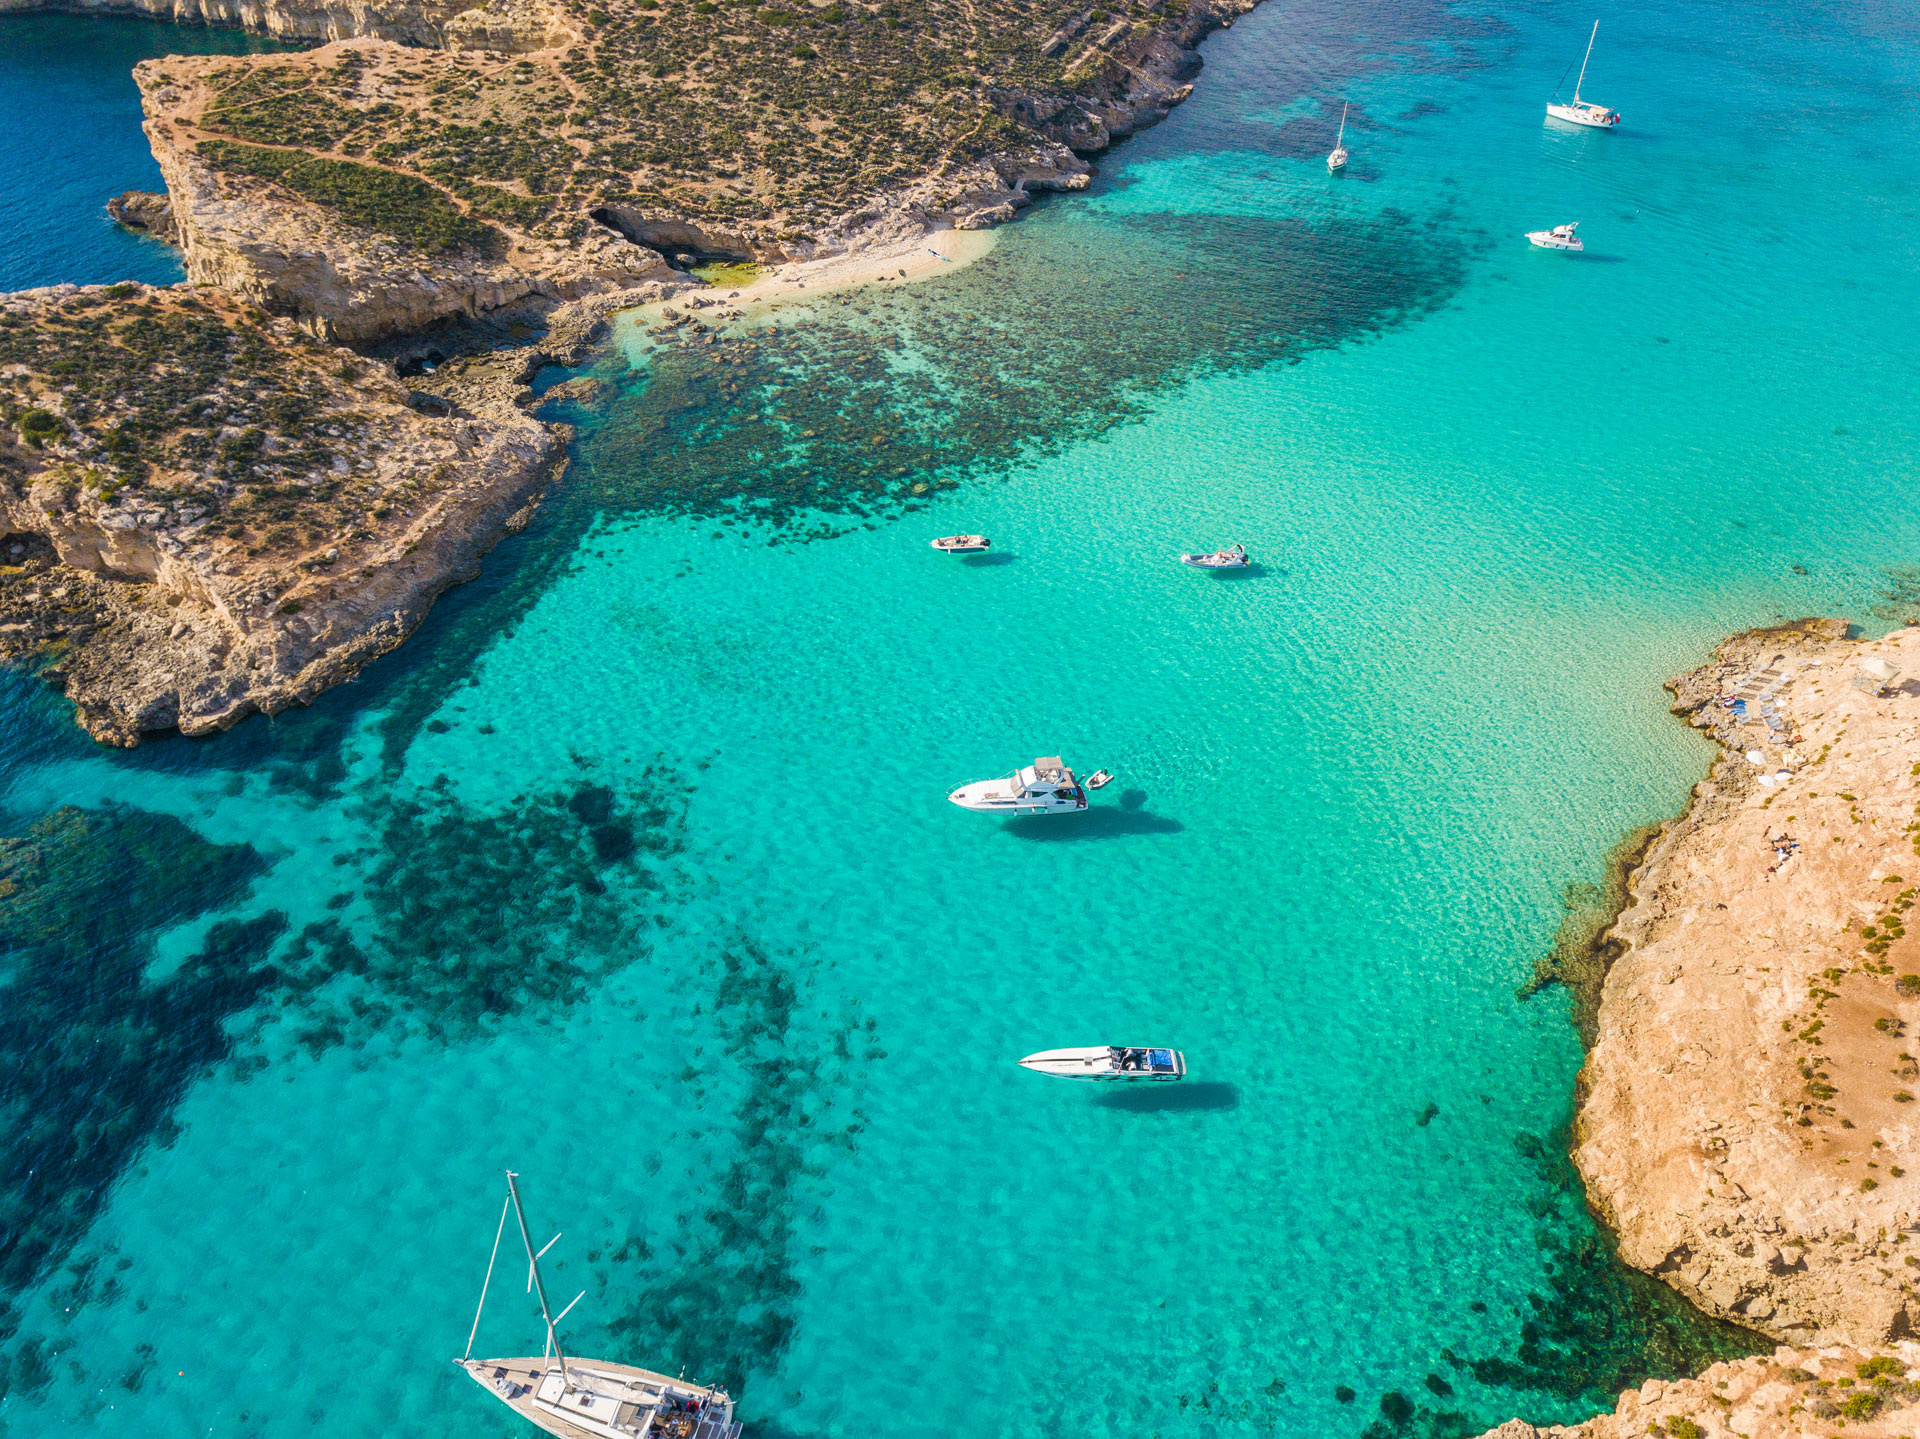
[1526,223,1583,252]
[1085,769,1114,789]
[931,534,990,553]
[1019,1046,1187,1081]
[949,756,1087,815]
[1180,544,1249,569]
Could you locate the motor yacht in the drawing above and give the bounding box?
[1180,544,1250,569]
[930,534,990,553]
[948,756,1087,815]
[1526,223,1583,252]
[1019,1046,1187,1081]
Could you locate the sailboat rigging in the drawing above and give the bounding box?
[1327,101,1350,172]
[456,1171,744,1439]
[1545,20,1621,128]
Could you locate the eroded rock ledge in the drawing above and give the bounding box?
[0,281,600,742]
[1475,619,1920,1437]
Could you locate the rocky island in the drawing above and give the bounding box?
[1478,620,1920,1439]
[0,0,1258,740]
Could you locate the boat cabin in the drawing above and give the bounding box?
[1113,1047,1183,1075]
[1019,756,1079,798]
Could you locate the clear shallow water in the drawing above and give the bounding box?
[0,16,289,292]
[2,1,1919,1436]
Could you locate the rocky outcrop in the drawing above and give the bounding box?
[1477,1344,1920,1439]
[994,0,1253,155]
[137,51,682,346]
[0,282,596,743]
[106,189,176,242]
[1468,619,1920,1437]
[1570,620,1920,1348]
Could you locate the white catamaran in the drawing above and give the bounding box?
[1545,20,1620,128]
[457,1172,743,1439]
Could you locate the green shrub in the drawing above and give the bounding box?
[198,142,501,256]
[1663,1418,1706,1439]
[17,408,63,445]
[1839,1390,1882,1420]
[1897,973,1920,996]
[1858,1356,1903,1380]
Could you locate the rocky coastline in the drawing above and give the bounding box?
[0,0,1262,742]
[1475,618,1920,1439]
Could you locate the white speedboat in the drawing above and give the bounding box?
[1526,222,1583,252]
[1180,544,1249,569]
[1019,1046,1187,1081]
[1544,21,1620,128]
[457,1173,742,1439]
[931,534,990,553]
[1327,101,1349,172]
[948,756,1087,815]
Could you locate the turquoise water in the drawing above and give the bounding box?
[3,1,1920,1436]
[0,17,289,292]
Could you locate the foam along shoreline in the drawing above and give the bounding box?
[1474,617,1920,1439]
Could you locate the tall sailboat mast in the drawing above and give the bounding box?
[506,1170,572,1391]
[1337,102,1347,147]
[1573,20,1598,103]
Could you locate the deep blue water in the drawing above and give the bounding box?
[0,16,288,292]
[2,3,1919,1437]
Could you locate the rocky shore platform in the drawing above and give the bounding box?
[0,281,657,742]
[1476,618,1920,1439]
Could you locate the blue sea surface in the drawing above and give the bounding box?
[0,16,289,292]
[1,2,1919,1437]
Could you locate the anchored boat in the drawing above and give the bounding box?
[949,756,1088,815]
[930,534,990,553]
[1526,222,1584,252]
[1020,1046,1187,1081]
[456,1172,742,1439]
[1545,21,1620,128]
[1180,544,1250,569]
[1327,102,1350,172]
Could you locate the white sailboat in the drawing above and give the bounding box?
[1545,21,1620,128]
[456,1172,743,1439]
[1327,102,1349,172]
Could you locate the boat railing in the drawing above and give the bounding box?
[687,1410,739,1439]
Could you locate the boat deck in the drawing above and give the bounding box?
[462,1357,739,1439]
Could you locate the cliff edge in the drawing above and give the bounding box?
[1474,618,1920,1437]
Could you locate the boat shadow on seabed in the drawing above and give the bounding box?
[1002,789,1184,841]
[1095,1081,1241,1113]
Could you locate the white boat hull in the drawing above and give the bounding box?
[948,781,1085,815]
[1020,1046,1187,1080]
[1526,230,1584,252]
[1326,148,1348,172]
[1545,101,1618,128]
[949,757,1088,815]
[459,1358,740,1439]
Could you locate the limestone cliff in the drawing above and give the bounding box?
[1472,619,1920,1438]
[0,282,582,742]
[1573,621,1920,1347]
[1480,1344,1920,1439]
